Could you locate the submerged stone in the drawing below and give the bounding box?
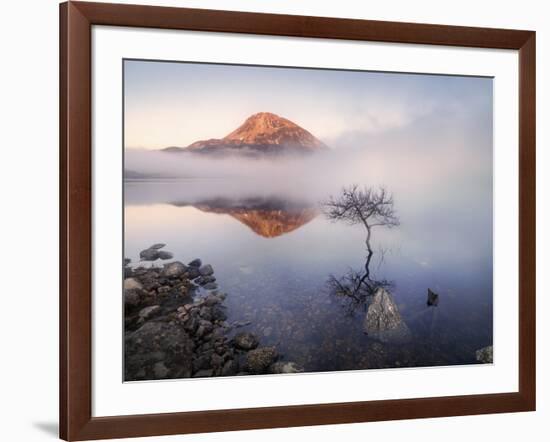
[233,332,259,350]
[246,347,278,374]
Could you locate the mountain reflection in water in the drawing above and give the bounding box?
[173,197,318,238]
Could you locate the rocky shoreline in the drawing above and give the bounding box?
[124,251,302,381]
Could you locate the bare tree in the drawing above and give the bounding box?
[323,185,399,288]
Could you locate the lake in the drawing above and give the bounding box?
[124,172,493,373]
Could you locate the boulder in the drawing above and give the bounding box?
[162,261,187,278]
[139,248,160,261]
[364,288,411,343]
[138,305,160,322]
[124,289,141,309]
[221,359,238,376]
[149,243,166,250]
[199,264,214,276]
[153,361,169,378]
[188,258,202,268]
[124,278,142,290]
[125,321,194,381]
[246,347,278,374]
[476,345,493,363]
[269,361,303,374]
[186,267,201,279]
[233,332,259,350]
[158,251,174,260]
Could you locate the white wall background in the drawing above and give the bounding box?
[0,0,546,441]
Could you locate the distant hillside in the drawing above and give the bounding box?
[162,112,328,156]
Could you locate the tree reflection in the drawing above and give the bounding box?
[322,185,400,314]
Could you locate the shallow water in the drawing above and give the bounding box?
[124,174,493,372]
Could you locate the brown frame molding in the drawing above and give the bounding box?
[59,1,536,440]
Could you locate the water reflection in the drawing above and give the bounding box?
[171,197,318,238]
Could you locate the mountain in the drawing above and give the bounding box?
[163,112,328,156]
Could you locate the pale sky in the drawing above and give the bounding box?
[124,59,492,150]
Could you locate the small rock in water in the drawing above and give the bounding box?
[140,248,160,261]
[232,320,252,328]
[427,288,439,307]
[203,282,218,290]
[233,332,259,350]
[270,361,303,374]
[199,264,214,276]
[246,347,278,374]
[162,261,187,278]
[476,345,493,363]
[124,278,143,290]
[188,258,202,268]
[158,251,174,260]
[149,243,166,250]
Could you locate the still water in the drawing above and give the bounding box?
[124,173,493,372]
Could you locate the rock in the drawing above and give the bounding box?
[188,258,202,268]
[199,264,214,276]
[246,347,278,374]
[210,353,224,368]
[270,361,303,374]
[186,267,201,279]
[196,275,216,286]
[124,277,143,290]
[124,289,141,309]
[153,361,169,378]
[203,282,218,290]
[204,293,222,306]
[427,288,439,307]
[124,258,131,266]
[364,288,411,343]
[162,261,187,278]
[476,345,493,363]
[232,320,252,328]
[221,359,238,376]
[210,305,227,322]
[199,307,212,321]
[138,305,160,322]
[140,248,160,261]
[149,243,166,250]
[233,332,259,350]
[125,321,194,381]
[193,369,214,378]
[158,251,174,260]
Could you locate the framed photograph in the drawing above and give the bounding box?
[60,1,536,440]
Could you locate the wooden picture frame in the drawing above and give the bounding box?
[59,1,536,440]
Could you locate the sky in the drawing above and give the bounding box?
[124,59,493,150]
